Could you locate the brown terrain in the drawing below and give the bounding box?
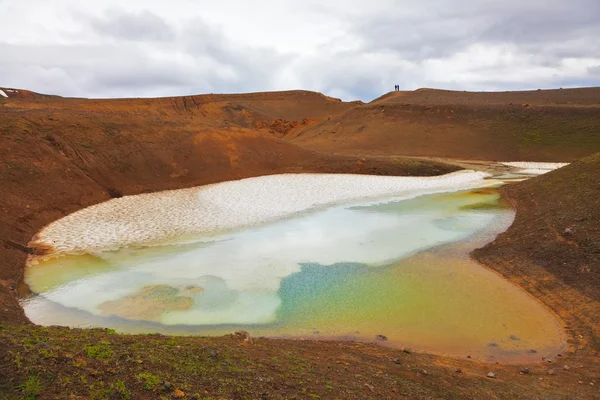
[0,87,599,399]
[291,87,600,161]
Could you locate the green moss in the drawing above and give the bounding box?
[83,342,112,359]
[137,372,161,390]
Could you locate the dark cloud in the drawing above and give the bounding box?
[589,66,600,77]
[87,9,175,42]
[353,0,600,62]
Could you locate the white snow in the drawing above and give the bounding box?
[0,89,8,98]
[29,171,492,258]
[501,162,569,175]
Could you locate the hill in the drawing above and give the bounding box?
[291,88,600,161]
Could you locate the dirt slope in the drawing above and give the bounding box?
[291,88,600,161]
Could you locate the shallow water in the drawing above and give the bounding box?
[22,185,565,363]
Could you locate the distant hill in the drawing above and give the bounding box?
[0,87,58,100]
[290,87,600,161]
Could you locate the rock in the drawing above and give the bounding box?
[34,341,49,348]
[455,368,462,374]
[163,381,172,389]
[376,334,388,341]
[510,335,520,341]
[548,369,556,376]
[563,365,571,371]
[402,348,412,354]
[487,343,499,348]
[487,372,497,379]
[173,389,185,398]
[528,349,538,354]
[392,358,401,365]
[420,369,429,376]
[519,367,530,375]
[364,383,375,392]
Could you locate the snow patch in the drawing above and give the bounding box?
[29,171,492,257]
[501,162,569,175]
[0,89,8,98]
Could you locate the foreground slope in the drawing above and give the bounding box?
[291,88,600,161]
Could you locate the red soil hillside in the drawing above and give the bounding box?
[0,87,56,100]
[291,87,600,161]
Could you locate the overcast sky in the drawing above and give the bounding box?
[1,0,599,101]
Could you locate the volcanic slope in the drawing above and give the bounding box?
[290,87,600,161]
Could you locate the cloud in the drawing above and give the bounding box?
[86,9,175,42]
[0,0,599,101]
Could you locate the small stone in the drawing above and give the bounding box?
[455,368,462,374]
[467,355,472,359]
[392,358,401,365]
[579,381,584,384]
[173,389,185,398]
[548,369,556,376]
[487,372,496,379]
[402,348,412,354]
[487,343,499,348]
[510,335,520,341]
[590,383,595,387]
[519,367,530,375]
[420,369,429,376]
[528,349,537,354]
[557,353,563,357]
[35,341,49,347]
[563,365,571,371]
[376,334,388,341]
[163,381,172,389]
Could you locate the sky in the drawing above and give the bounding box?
[1,0,599,101]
